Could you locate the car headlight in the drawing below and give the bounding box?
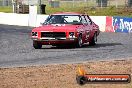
[69,32,75,38]
[32,32,38,36]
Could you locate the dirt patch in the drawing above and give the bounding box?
[0,59,132,88]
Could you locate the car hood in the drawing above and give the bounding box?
[32,24,81,32]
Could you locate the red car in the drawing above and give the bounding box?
[31,12,100,49]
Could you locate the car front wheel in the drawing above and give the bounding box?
[76,35,83,48]
[33,41,42,49]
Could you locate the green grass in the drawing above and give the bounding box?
[0,6,12,13]
[45,6,132,17]
[0,5,132,17]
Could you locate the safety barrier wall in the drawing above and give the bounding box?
[0,12,106,32]
[0,12,29,26]
[105,16,132,33]
[88,16,106,32]
[113,16,132,33]
[0,12,49,27]
[1,12,132,33]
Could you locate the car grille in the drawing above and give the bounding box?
[41,32,66,38]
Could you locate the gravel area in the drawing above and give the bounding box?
[0,59,132,88]
[0,24,132,67]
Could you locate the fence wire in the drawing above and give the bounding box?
[0,0,131,8]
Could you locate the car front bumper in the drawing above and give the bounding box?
[32,37,78,45]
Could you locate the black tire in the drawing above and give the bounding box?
[89,33,97,46]
[76,35,83,48]
[76,76,87,85]
[33,41,42,49]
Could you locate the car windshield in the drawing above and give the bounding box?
[43,15,82,25]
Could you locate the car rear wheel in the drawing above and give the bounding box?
[89,33,97,46]
[33,41,42,49]
[76,35,83,48]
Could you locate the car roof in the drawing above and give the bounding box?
[51,12,83,15]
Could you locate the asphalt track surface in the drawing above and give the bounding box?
[0,24,132,68]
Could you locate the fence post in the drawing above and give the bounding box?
[2,0,4,6]
[101,0,102,8]
[73,0,75,8]
[116,0,118,8]
[39,0,41,14]
[12,0,14,13]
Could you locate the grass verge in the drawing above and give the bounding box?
[0,5,132,17]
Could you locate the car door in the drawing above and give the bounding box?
[84,15,93,42]
[80,15,88,43]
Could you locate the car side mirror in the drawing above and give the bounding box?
[83,22,88,25]
[90,21,93,25]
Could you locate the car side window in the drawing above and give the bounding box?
[85,15,92,25]
[81,15,87,24]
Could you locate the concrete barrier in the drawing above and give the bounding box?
[90,16,106,32]
[113,16,132,33]
[105,16,132,33]
[0,12,106,32]
[0,12,29,26]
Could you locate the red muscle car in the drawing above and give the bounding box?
[31,12,100,49]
